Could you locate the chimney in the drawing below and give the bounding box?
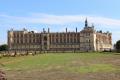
[66,28,67,33]
[43,28,45,32]
[76,27,77,33]
[48,28,50,33]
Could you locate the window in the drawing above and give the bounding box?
[60,38,62,43]
[67,38,69,43]
[24,34,27,38]
[86,39,90,43]
[29,39,31,43]
[56,34,58,37]
[64,38,66,43]
[56,38,58,43]
[44,36,47,41]
[89,40,90,42]
[25,39,27,43]
[44,42,47,45]
[70,38,72,43]
[74,38,76,43]
[86,33,90,36]
[17,34,19,38]
[21,34,23,37]
[14,33,16,37]
[60,34,62,38]
[21,39,23,44]
[17,39,19,43]
[14,39,16,43]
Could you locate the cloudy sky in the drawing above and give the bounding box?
[0,0,120,44]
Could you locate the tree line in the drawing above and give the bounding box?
[114,40,120,53]
[0,44,8,51]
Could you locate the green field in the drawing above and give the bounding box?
[0,52,120,80]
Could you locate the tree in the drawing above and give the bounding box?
[115,40,120,52]
[0,44,8,51]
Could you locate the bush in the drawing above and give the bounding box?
[0,44,8,51]
[115,40,120,53]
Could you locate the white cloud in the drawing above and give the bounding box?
[0,13,120,44]
[1,13,120,26]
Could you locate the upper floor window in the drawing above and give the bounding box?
[44,36,47,41]
[56,38,58,43]
[86,39,90,43]
[86,33,90,36]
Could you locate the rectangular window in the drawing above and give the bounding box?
[67,38,69,43]
[60,38,62,43]
[64,38,66,43]
[56,38,58,43]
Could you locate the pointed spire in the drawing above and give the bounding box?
[85,18,88,27]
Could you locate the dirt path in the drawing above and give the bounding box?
[6,69,120,80]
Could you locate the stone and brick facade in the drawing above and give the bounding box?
[8,19,112,52]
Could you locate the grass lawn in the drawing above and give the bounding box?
[0,52,120,80]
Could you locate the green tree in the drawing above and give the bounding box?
[0,44,8,51]
[115,40,120,52]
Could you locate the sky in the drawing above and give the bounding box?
[0,0,120,45]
